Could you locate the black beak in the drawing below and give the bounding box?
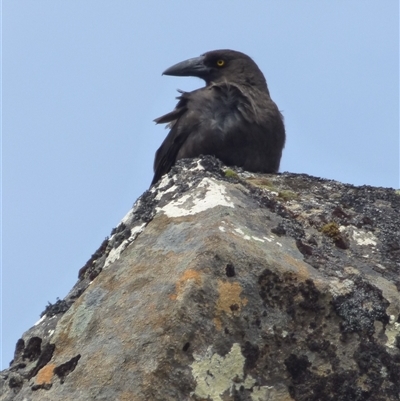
[162,55,210,78]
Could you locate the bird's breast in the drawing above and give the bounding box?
[197,87,248,133]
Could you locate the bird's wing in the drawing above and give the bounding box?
[151,84,259,186]
[154,91,187,126]
[151,91,195,186]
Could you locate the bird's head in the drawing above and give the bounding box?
[162,49,268,88]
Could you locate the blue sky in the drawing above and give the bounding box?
[2,1,399,368]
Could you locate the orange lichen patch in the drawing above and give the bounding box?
[169,269,202,301]
[216,281,248,316]
[213,317,222,331]
[36,363,56,385]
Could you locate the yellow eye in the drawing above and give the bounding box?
[216,59,225,67]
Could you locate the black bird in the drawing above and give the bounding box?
[151,49,285,186]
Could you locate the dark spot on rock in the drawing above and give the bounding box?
[40,298,70,318]
[284,354,311,380]
[113,230,131,249]
[242,341,259,370]
[88,269,100,281]
[309,321,317,329]
[78,238,109,279]
[29,343,56,379]
[307,339,330,353]
[306,234,318,246]
[331,206,351,221]
[388,239,400,251]
[110,222,126,236]
[182,342,190,352]
[296,239,313,256]
[334,236,350,250]
[8,374,23,391]
[332,278,389,336]
[271,224,286,236]
[132,189,158,223]
[195,155,225,178]
[288,370,367,401]
[69,287,85,300]
[354,340,400,396]
[22,337,42,361]
[230,304,239,312]
[225,263,235,277]
[54,354,81,384]
[299,280,321,311]
[362,216,374,226]
[31,383,52,391]
[253,317,261,328]
[11,338,25,364]
[9,363,26,371]
[258,269,282,306]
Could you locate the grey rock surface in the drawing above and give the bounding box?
[1,156,399,401]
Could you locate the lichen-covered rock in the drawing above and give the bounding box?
[1,156,399,401]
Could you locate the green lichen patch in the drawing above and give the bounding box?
[321,222,349,249]
[278,190,299,202]
[321,222,341,240]
[224,169,239,179]
[246,177,276,191]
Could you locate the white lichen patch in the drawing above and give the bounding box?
[329,278,354,297]
[252,236,265,242]
[385,315,400,349]
[191,343,262,401]
[34,315,46,326]
[154,184,179,201]
[233,229,265,243]
[194,159,206,171]
[157,178,234,218]
[223,223,283,249]
[104,223,146,268]
[153,174,172,191]
[348,228,378,246]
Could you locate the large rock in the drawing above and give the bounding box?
[1,156,399,401]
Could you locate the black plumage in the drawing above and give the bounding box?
[151,49,285,186]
